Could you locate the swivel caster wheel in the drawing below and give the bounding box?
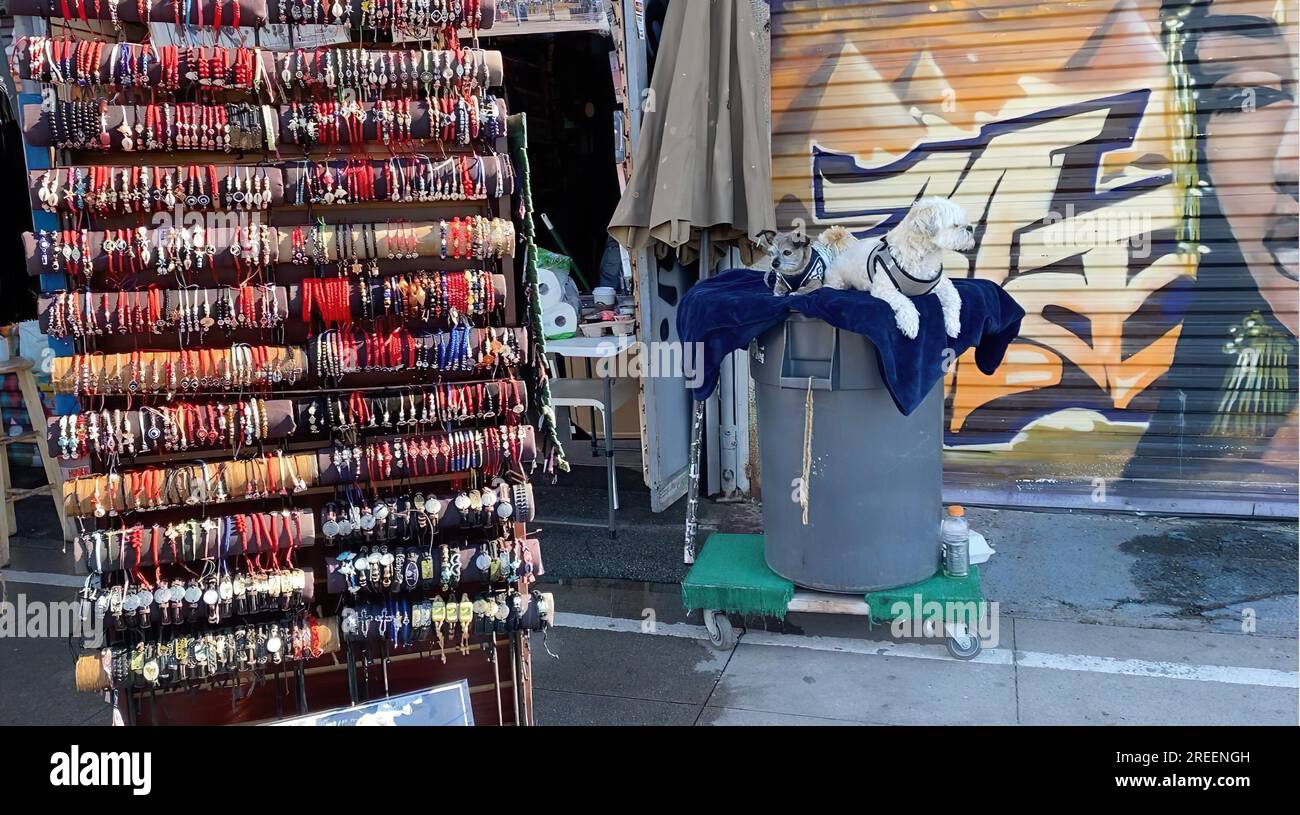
[946,630,982,660]
[703,610,736,650]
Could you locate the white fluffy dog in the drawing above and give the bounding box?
[819,197,973,339]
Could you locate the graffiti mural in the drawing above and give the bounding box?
[772,0,1298,505]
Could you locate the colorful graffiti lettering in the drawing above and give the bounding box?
[772,0,1296,495]
[811,89,1190,435]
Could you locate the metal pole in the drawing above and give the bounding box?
[683,230,711,564]
[489,641,504,726]
[719,351,738,498]
[683,400,705,564]
[508,632,522,726]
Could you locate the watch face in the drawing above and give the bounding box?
[202,588,219,606]
[184,586,202,604]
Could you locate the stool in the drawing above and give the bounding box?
[0,356,72,567]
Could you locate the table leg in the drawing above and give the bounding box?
[0,446,12,567]
[603,375,617,535]
[586,358,598,458]
[17,366,73,542]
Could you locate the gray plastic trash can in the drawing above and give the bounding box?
[751,314,942,593]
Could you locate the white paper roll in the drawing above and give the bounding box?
[536,268,565,309]
[543,303,578,338]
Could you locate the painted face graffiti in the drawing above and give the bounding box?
[1197,0,1299,337]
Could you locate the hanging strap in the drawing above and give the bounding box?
[801,376,814,526]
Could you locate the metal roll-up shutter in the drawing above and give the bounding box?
[771,0,1297,515]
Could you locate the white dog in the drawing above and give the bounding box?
[819,197,973,339]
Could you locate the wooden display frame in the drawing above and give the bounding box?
[28,165,287,214]
[263,0,497,28]
[14,0,545,725]
[6,0,270,26]
[9,43,505,95]
[23,219,513,276]
[37,273,511,345]
[20,98,509,151]
[44,398,300,459]
[60,425,538,516]
[50,346,308,394]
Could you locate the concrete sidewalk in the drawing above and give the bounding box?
[531,586,1297,725]
[525,464,1297,725]
[1,463,1296,725]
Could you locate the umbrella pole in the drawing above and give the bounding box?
[683,229,712,564]
[684,399,705,564]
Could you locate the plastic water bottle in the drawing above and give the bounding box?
[942,505,970,577]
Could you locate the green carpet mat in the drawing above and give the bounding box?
[681,534,795,619]
[682,534,986,624]
[865,566,985,625]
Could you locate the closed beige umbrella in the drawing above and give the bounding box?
[609,0,774,564]
[608,0,774,265]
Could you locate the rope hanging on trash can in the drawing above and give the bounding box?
[801,376,814,525]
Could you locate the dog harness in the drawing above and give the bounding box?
[765,242,831,296]
[869,237,941,297]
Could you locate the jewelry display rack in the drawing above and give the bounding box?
[14,0,565,726]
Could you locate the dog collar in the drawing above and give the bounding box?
[870,237,940,297]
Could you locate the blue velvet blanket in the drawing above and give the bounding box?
[677,269,1025,415]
